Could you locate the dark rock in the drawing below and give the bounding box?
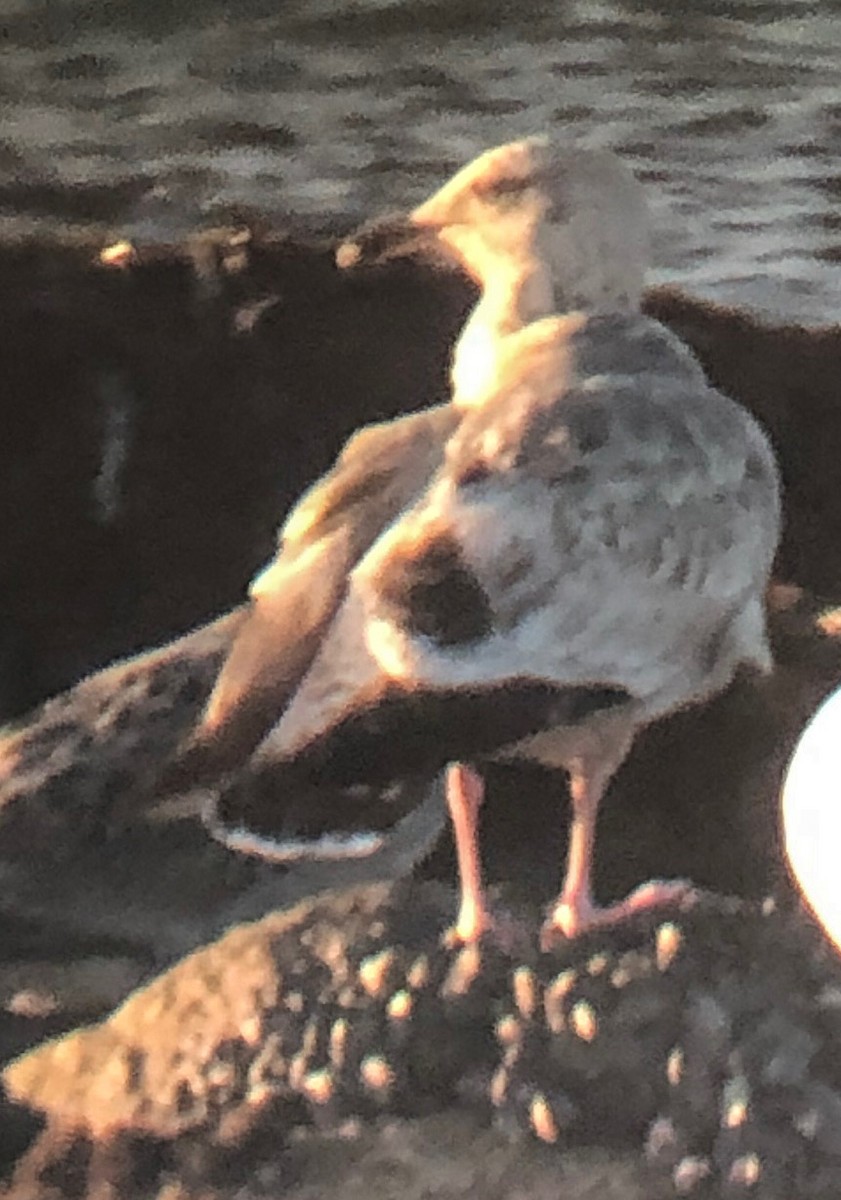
[4,882,841,1198]
[0,231,473,717]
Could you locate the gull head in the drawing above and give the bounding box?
[338,137,650,315]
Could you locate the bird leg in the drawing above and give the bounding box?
[444,761,495,944]
[542,760,694,948]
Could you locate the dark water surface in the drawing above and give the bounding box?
[3,0,841,322]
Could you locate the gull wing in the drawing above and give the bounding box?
[423,312,781,702]
[167,402,460,786]
[208,311,780,853]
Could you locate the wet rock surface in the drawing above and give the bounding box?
[2,234,841,1196]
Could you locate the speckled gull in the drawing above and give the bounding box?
[182,139,645,784]
[175,138,781,945]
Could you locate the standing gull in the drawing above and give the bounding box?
[170,142,645,919]
[172,141,644,783]
[176,139,781,945]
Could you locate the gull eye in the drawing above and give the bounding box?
[547,193,573,224]
[456,460,492,487]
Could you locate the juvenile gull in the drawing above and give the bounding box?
[173,141,643,782]
[170,143,643,918]
[178,139,781,945]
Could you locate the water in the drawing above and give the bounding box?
[3,0,841,322]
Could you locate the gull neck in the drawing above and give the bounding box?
[451,256,554,408]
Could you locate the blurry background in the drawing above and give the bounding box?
[2,0,841,322]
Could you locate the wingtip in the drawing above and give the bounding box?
[202,770,448,884]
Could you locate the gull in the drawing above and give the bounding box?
[168,141,644,918]
[174,138,781,945]
[172,141,645,784]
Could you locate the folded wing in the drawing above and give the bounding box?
[164,403,461,789]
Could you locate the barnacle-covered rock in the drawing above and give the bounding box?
[494,897,841,1197]
[3,882,841,1198]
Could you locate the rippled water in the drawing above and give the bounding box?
[4,0,841,322]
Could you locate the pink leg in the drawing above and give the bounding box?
[542,763,695,947]
[445,762,494,945]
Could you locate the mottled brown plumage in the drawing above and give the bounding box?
[164,403,460,790]
[175,140,780,945]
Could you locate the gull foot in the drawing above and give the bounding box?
[443,906,532,957]
[540,878,698,949]
[442,913,496,949]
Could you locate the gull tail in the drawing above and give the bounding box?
[207,594,628,861]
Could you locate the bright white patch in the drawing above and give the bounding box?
[451,311,512,407]
[202,798,385,862]
[782,684,841,956]
[364,615,418,681]
[249,537,323,598]
[248,558,278,597]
